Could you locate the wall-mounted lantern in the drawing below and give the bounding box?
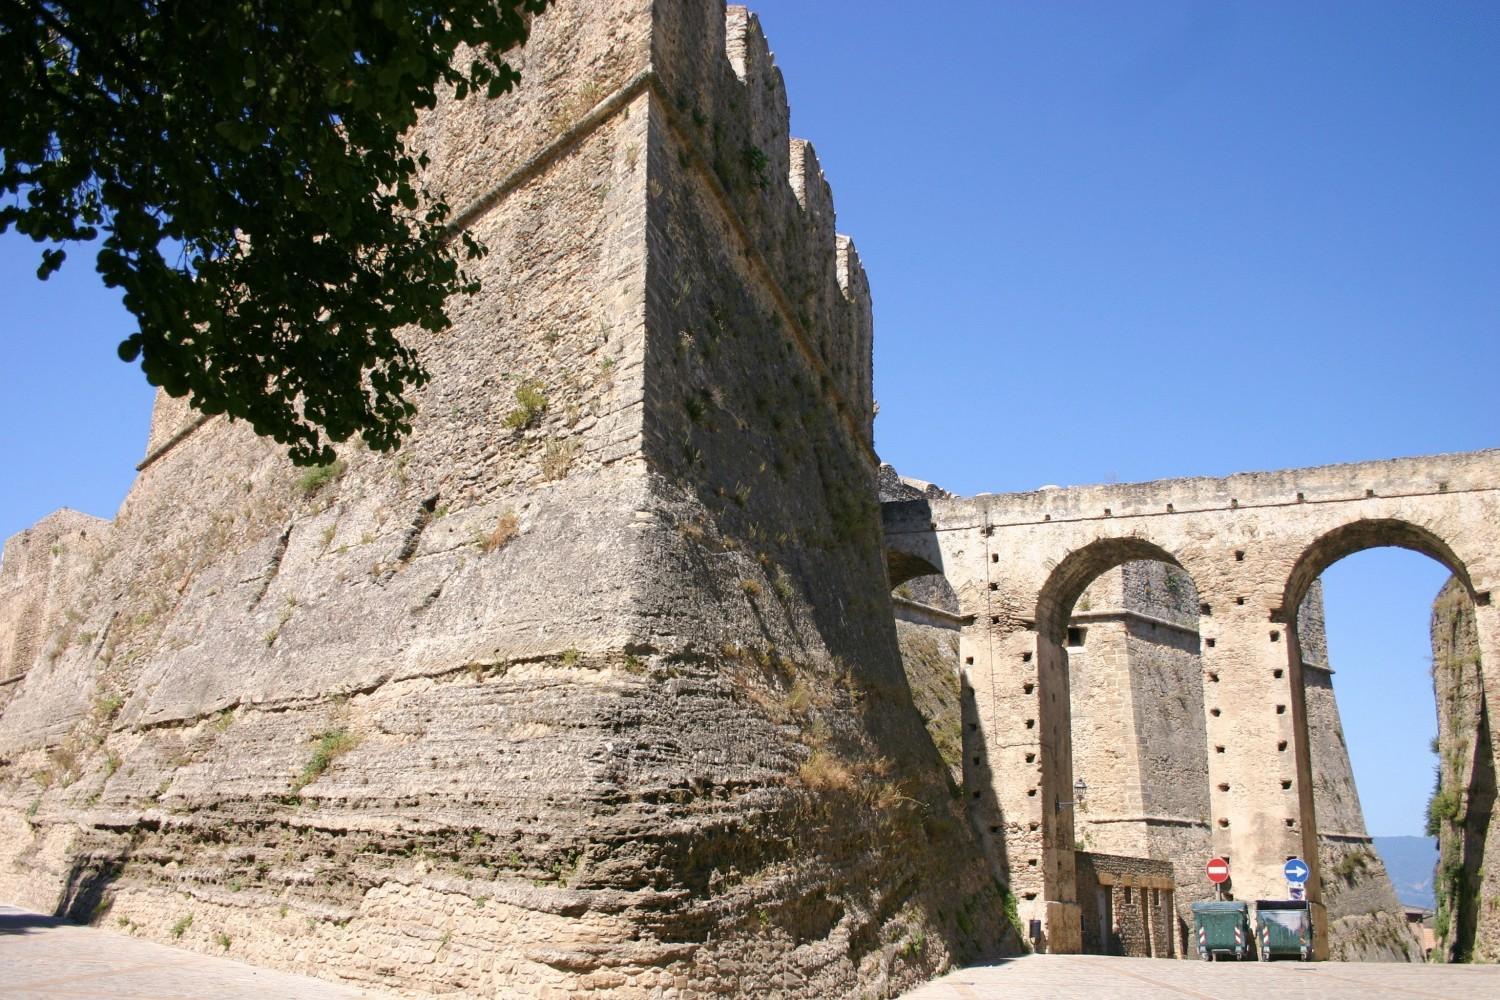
[1057,777,1088,813]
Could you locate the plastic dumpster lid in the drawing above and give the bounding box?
[1253,899,1311,911]
[1190,901,1249,912]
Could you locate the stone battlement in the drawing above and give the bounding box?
[141,1,874,463]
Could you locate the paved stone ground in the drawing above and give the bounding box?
[0,905,393,999]
[8,906,1499,1000]
[901,954,1500,1000]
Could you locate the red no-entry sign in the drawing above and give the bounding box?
[1206,857,1230,884]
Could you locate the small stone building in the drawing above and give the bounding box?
[1076,852,1178,958]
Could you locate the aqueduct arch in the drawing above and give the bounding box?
[883,448,1500,957]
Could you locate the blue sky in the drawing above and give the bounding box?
[2,1,1497,837]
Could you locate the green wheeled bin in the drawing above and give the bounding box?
[1191,900,1254,961]
[1255,900,1313,960]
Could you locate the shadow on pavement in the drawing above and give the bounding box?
[0,907,67,936]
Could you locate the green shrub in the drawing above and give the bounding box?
[297,460,347,497]
[504,380,547,430]
[171,913,193,938]
[1427,787,1460,836]
[292,729,360,793]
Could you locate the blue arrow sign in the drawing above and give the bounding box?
[1283,858,1309,884]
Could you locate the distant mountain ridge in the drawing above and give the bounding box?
[1373,835,1437,910]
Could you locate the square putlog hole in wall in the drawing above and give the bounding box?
[1066,626,1087,647]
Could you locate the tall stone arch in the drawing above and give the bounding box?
[886,449,1500,957]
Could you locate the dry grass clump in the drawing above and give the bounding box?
[799,749,857,793]
[478,511,519,554]
[540,437,578,481]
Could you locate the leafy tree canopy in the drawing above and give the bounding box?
[1,0,551,464]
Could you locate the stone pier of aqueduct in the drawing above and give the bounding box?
[885,449,1500,957]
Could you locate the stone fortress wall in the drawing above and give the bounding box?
[1431,577,1499,962]
[1,1,1494,992]
[0,3,1014,997]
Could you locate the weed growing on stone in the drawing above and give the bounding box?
[560,648,581,667]
[504,381,547,431]
[540,437,578,481]
[292,729,360,794]
[216,932,231,950]
[171,913,193,938]
[296,460,347,498]
[771,569,794,602]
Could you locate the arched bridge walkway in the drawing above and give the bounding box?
[883,449,1500,956]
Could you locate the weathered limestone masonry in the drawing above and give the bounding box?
[884,449,1500,958]
[1431,577,1499,962]
[0,3,1014,997]
[883,473,1416,962]
[1067,560,1211,939]
[1074,851,1177,959]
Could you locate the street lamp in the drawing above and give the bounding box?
[1056,777,1088,812]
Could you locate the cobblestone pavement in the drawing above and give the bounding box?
[0,906,393,1000]
[900,954,1500,1000]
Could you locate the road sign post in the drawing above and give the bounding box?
[1206,857,1230,899]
